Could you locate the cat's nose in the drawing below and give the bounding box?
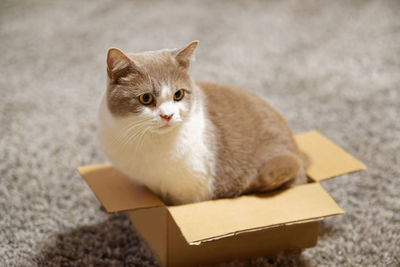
[160,114,173,121]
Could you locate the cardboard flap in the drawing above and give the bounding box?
[295,130,366,182]
[167,183,343,244]
[77,164,164,213]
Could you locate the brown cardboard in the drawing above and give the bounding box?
[295,130,366,182]
[129,207,168,266]
[165,217,319,267]
[77,130,366,266]
[77,164,164,213]
[167,183,343,244]
[130,207,319,267]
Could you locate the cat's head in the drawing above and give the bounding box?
[105,41,199,134]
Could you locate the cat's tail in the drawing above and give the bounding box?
[285,138,310,186]
[299,151,311,170]
[290,151,310,186]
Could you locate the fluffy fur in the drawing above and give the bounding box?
[98,41,308,205]
[98,84,216,205]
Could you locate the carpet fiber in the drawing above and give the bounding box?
[1,0,399,266]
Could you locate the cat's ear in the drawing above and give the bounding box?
[107,48,135,81]
[173,40,199,69]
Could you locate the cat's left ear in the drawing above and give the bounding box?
[173,40,199,69]
[107,48,135,81]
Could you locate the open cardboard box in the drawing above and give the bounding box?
[77,130,366,266]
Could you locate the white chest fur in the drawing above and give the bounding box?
[98,96,215,205]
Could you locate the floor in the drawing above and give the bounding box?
[1,0,399,266]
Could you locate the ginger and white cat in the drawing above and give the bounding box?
[98,41,308,205]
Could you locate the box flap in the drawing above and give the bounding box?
[167,183,343,244]
[77,164,164,213]
[295,130,366,182]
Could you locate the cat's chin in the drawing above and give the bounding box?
[150,123,178,134]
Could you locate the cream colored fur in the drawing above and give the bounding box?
[98,85,216,205]
[99,41,308,205]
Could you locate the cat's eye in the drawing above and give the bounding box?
[174,89,185,101]
[139,93,153,105]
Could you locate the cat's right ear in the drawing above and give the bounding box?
[173,40,199,69]
[107,48,135,82]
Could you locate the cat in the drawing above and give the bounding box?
[98,41,308,205]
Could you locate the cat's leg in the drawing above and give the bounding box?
[245,153,302,193]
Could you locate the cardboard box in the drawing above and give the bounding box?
[77,130,365,266]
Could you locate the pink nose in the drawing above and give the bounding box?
[160,114,173,121]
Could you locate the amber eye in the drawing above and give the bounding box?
[174,89,185,101]
[139,93,153,105]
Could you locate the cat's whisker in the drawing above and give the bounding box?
[120,118,151,134]
[110,121,142,145]
[109,125,142,152]
[126,117,152,127]
[119,123,150,151]
[133,125,151,149]
[120,129,144,149]
[121,122,150,151]
[128,131,146,151]
[135,126,152,150]
[117,119,150,140]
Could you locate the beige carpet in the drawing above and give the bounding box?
[1,0,399,266]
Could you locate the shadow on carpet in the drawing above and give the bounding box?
[36,214,159,266]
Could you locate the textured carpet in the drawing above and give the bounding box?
[1,0,399,266]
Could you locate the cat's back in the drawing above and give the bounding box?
[198,81,293,142]
[197,81,299,197]
[199,81,278,117]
